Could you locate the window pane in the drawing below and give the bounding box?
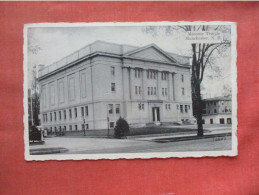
[108,104,113,114]
[116,104,120,114]
[111,83,115,91]
[81,107,84,117]
[85,106,88,116]
[111,66,115,76]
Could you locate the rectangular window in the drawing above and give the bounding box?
[59,111,61,120]
[81,107,84,117]
[82,124,85,130]
[214,109,217,113]
[50,113,52,121]
[138,103,141,110]
[111,83,116,92]
[162,88,164,96]
[116,104,120,114]
[168,104,171,110]
[70,125,72,131]
[74,108,77,118]
[180,105,183,113]
[147,71,149,79]
[111,66,115,76]
[108,104,113,114]
[165,104,168,110]
[135,86,138,95]
[142,104,144,110]
[135,69,140,78]
[85,124,89,129]
[75,125,77,131]
[185,105,188,113]
[139,86,141,95]
[148,87,150,95]
[64,110,66,120]
[182,88,185,95]
[181,74,184,82]
[85,106,88,116]
[54,112,56,121]
[69,109,72,119]
[154,87,156,95]
[165,88,168,96]
[162,72,167,80]
[64,126,66,131]
[151,87,153,95]
[110,122,114,128]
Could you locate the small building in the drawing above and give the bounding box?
[38,40,195,132]
[202,96,232,125]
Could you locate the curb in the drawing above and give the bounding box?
[30,147,68,155]
[152,132,232,143]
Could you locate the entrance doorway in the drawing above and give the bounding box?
[152,107,160,122]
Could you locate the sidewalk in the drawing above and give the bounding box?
[129,128,232,141]
[29,127,232,155]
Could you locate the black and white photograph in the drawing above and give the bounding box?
[24,22,237,160]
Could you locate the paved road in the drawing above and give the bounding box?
[30,133,232,154]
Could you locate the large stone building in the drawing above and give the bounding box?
[202,96,232,124]
[38,40,194,132]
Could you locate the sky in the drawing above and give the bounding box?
[27,24,232,98]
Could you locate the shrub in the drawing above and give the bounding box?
[114,117,130,138]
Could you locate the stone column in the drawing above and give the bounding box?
[157,71,162,100]
[129,68,134,100]
[142,69,147,100]
[122,67,129,119]
[172,73,176,101]
[154,108,157,122]
[173,73,179,101]
[168,72,173,101]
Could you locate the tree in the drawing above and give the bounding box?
[28,34,42,127]
[30,66,40,126]
[180,25,230,136]
[114,117,130,138]
[222,83,232,97]
[142,25,231,136]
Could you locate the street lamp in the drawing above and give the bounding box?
[83,117,86,136]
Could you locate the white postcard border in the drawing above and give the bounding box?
[23,21,237,161]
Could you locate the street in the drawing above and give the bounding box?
[29,125,232,154]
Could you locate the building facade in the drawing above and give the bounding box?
[202,97,232,125]
[38,41,194,132]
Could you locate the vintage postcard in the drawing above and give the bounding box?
[24,22,237,160]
